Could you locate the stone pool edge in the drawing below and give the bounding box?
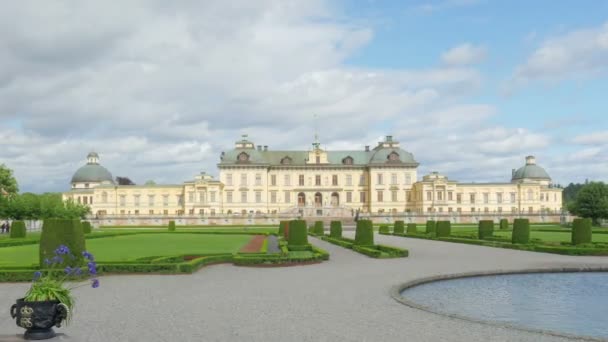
[390,266,608,342]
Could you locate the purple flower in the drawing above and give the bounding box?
[91,279,100,288]
[82,251,95,261]
[52,256,64,264]
[33,271,42,280]
[54,245,70,255]
[64,266,72,275]
[87,261,97,275]
[44,258,51,265]
[74,268,82,276]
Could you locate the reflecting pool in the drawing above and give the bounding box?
[401,272,608,338]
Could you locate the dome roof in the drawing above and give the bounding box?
[511,156,551,181]
[71,152,114,184]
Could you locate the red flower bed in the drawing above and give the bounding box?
[239,235,266,253]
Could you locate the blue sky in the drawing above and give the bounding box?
[0,1,606,192]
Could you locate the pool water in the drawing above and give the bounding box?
[401,272,608,338]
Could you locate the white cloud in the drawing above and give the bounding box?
[572,131,608,145]
[510,21,608,87]
[441,43,487,66]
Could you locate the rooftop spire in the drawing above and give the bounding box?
[312,114,320,150]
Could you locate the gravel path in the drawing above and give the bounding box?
[1,233,606,342]
[266,235,280,254]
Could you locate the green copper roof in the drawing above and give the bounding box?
[512,164,551,180]
[71,164,114,184]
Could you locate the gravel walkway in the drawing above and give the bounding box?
[266,235,280,254]
[1,233,606,342]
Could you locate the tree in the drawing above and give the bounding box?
[568,182,608,226]
[563,182,586,206]
[144,180,156,185]
[116,176,135,185]
[0,164,19,195]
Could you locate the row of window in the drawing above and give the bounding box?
[426,207,547,214]
[424,191,559,203]
[224,173,413,187]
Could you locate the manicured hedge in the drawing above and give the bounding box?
[178,255,233,272]
[314,221,324,236]
[168,220,176,231]
[512,218,530,244]
[330,221,342,238]
[500,218,509,230]
[278,221,289,237]
[426,220,436,235]
[436,221,451,237]
[39,219,86,267]
[478,220,494,240]
[394,221,405,234]
[355,220,374,246]
[379,225,390,234]
[82,221,92,234]
[377,245,409,257]
[406,223,417,234]
[9,221,26,238]
[572,218,592,245]
[288,220,308,246]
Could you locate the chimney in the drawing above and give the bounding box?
[257,145,262,151]
[365,145,370,152]
[263,145,268,151]
[386,135,393,142]
[525,156,536,165]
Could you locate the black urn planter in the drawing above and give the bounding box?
[10,298,69,340]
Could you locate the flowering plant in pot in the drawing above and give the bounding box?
[10,245,99,340]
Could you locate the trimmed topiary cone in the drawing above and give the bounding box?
[278,221,289,236]
[512,218,530,244]
[354,220,374,246]
[571,218,592,245]
[9,221,26,238]
[168,220,176,231]
[314,221,324,236]
[329,221,342,238]
[478,220,494,240]
[379,225,390,234]
[436,221,451,237]
[406,223,417,235]
[393,221,405,234]
[425,220,436,235]
[499,218,509,230]
[39,219,86,267]
[82,221,92,234]
[288,220,308,246]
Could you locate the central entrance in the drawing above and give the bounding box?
[314,192,323,207]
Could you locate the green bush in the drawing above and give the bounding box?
[499,218,509,230]
[82,221,92,234]
[436,221,451,237]
[39,219,86,267]
[9,221,26,238]
[425,220,436,235]
[377,245,409,257]
[354,220,374,246]
[329,221,342,238]
[571,218,592,245]
[168,220,176,231]
[394,221,405,234]
[406,223,417,234]
[478,220,494,240]
[321,236,353,249]
[288,220,308,246]
[379,225,390,234]
[313,221,324,236]
[512,218,530,244]
[353,245,381,258]
[278,221,289,237]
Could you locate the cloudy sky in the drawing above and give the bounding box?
[1,0,607,193]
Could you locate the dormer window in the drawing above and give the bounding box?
[388,152,400,162]
[280,156,292,165]
[342,156,354,165]
[237,152,250,162]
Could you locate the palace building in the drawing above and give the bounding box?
[63,135,563,218]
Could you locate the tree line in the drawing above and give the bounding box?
[0,192,90,220]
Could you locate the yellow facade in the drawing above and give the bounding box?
[63,136,562,217]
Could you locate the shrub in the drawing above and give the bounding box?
[406,223,417,235]
[500,218,509,230]
[329,221,342,238]
[572,218,592,245]
[82,221,92,234]
[354,220,374,246]
[39,219,86,267]
[379,225,390,234]
[313,221,324,236]
[168,220,176,231]
[436,221,451,237]
[478,220,494,240]
[278,221,289,237]
[425,220,436,235]
[352,245,381,258]
[394,221,405,234]
[512,218,530,244]
[9,221,26,238]
[288,220,308,246]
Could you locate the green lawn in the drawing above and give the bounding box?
[493,230,608,243]
[0,233,252,267]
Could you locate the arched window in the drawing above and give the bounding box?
[342,156,354,165]
[387,152,400,162]
[280,156,292,165]
[237,152,250,163]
